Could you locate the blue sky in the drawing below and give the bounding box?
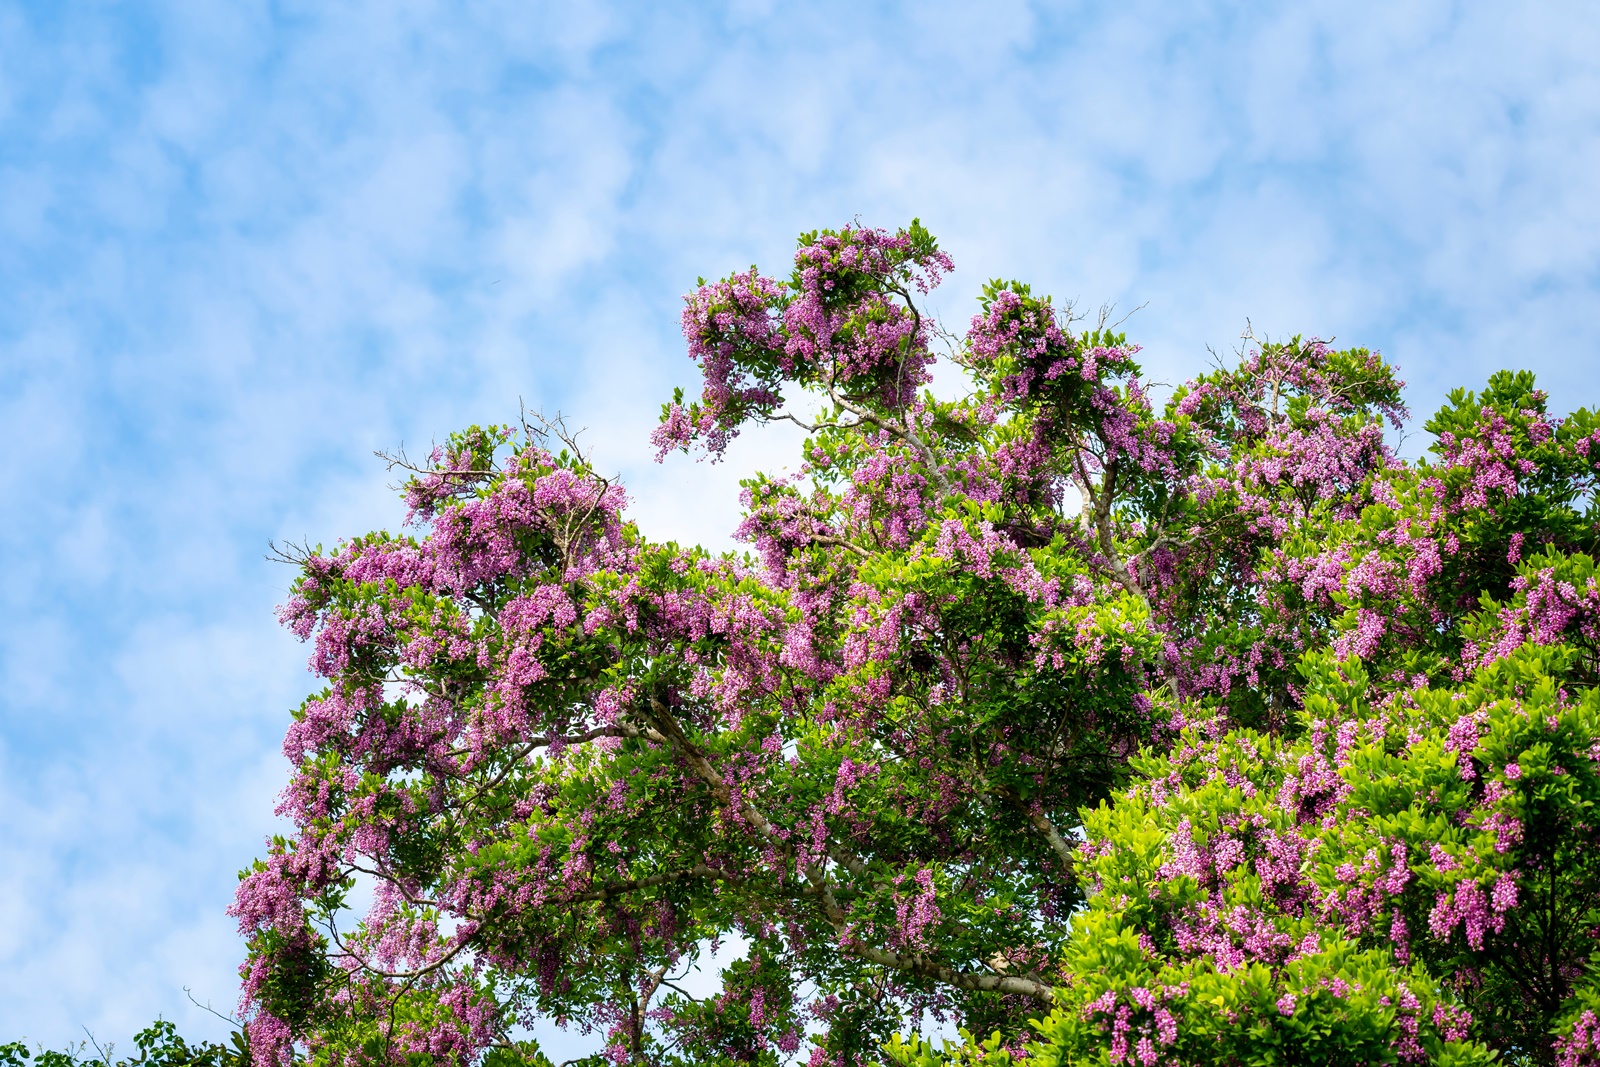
[2,0,1599,1049]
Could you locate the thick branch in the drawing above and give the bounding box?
[846,942,1055,1003]
[642,695,788,841]
[807,533,872,559]
[993,786,1077,873]
[820,373,954,498]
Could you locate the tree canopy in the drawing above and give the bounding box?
[233,221,1600,1066]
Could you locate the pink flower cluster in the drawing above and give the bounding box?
[1081,986,1181,1066]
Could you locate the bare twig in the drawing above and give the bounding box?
[184,986,244,1028]
[80,1029,112,1067]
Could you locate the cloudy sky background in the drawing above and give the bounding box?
[3,0,1599,1050]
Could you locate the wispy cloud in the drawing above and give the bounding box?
[1,0,1597,1045]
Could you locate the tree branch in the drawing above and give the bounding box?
[845,941,1054,1003]
[993,785,1077,873]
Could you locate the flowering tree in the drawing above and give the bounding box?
[234,221,1600,1067]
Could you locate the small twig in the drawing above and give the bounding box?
[184,986,244,1027]
[660,979,702,1003]
[1105,301,1147,334]
[81,1028,112,1067]
[265,538,317,566]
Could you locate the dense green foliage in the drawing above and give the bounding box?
[2,1022,250,1067]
